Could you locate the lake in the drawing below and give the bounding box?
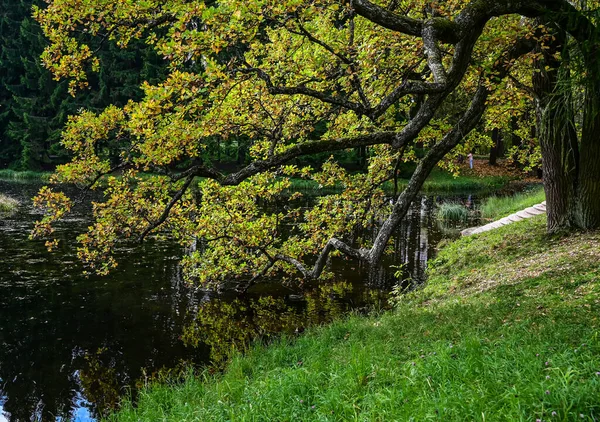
[0,180,481,421]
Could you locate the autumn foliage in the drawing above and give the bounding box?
[31,0,598,287]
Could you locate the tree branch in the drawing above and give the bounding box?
[423,20,447,84]
[138,173,195,242]
[238,66,366,115]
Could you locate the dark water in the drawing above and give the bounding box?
[0,180,480,421]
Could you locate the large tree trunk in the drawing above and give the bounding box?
[533,24,579,232]
[533,21,600,232]
[576,67,600,229]
[537,95,579,232]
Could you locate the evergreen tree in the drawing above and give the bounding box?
[0,0,167,170]
[0,0,27,167]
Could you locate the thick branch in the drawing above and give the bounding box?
[293,36,538,280]
[423,20,447,84]
[353,0,590,45]
[367,36,538,265]
[275,237,369,281]
[352,0,459,42]
[221,131,399,185]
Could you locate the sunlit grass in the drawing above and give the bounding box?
[480,185,545,220]
[286,171,511,196]
[110,214,600,421]
[0,169,51,181]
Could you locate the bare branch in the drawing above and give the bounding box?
[275,237,369,281]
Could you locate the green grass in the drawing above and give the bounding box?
[0,169,51,181]
[0,194,19,216]
[0,168,510,195]
[287,170,511,196]
[480,186,546,221]
[110,215,600,421]
[408,170,510,193]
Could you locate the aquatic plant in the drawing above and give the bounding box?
[0,193,19,215]
[436,201,469,223]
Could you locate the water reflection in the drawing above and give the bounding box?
[182,282,386,365]
[0,180,479,421]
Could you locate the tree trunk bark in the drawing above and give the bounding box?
[576,72,600,229]
[533,24,579,232]
[488,127,502,165]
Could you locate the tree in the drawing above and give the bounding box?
[0,0,169,170]
[32,0,600,289]
[0,0,27,167]
[531,10,600,232]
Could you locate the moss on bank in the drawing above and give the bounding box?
[113,218,600,421]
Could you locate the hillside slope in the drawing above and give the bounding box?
[112,215,600,421]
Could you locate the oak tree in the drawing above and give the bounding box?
[32,0,600,288]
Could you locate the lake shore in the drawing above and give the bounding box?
[111,214,600,421]
[0,167,518,195]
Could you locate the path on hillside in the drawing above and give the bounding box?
[461,202,546,236]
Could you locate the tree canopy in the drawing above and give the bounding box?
[31,0,600,289]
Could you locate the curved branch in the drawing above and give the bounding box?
[221,131,399,185]
[238,66,366,115]
[353,0,588,45]
[284,35,538,280]
[275,237,369,281]
[352,0,460,43]
[138,173,195,242]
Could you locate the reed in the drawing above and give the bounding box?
[0,194,19,215]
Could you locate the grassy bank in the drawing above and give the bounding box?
[289,169,511,195]
[480,185,546,220]
[407,169,510,192]
[0,194,19,216]
[0,168,510,194]
[111,215,600,421]
[0,169,51,181]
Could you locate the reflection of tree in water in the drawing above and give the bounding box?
[79,348,121,419]
[182,282,385,365]
[0,184,466,420]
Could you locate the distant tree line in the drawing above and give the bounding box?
[0,0,167,170]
